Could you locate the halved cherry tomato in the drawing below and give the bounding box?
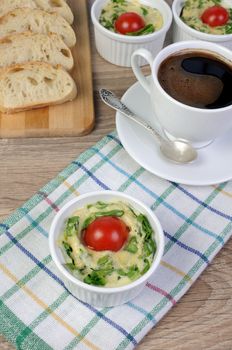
[201,6,229,27]
[115,12,145,34]
[83,216,129,252]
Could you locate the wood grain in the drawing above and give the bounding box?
[0,1,232,349]
[0,0,94,138]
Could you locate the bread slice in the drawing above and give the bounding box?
[0,61,77,113]
[35,0,74,24]
[0,0,74,24]
[0,0,36,17]
[0,8,76,47]
[0,32,74,70]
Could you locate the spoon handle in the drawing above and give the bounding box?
[99,88,163,144]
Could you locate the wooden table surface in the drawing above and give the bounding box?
[0,1,232,349]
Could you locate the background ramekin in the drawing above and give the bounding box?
[172,0,232,49]
[91,0,172,67]
[49,191,164,307]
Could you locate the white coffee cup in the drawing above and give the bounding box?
[131,41,232,147]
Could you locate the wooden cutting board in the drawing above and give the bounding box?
[0,0,94,138]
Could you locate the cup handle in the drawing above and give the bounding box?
[131,49,154,94]
[131,48,167,138]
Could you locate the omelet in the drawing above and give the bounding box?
[60,200,156,287]
[181,0,232,35]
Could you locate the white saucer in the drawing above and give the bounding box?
[116,79,232,186]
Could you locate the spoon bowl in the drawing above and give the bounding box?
[160,139,197,164]
[99,89,197,164]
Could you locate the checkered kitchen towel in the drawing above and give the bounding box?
[0,131,231,350]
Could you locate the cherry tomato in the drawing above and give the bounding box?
[83,216,129,252]
[201,6,229,27]
[115,12,145,34]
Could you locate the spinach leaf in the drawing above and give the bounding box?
[141,7,148,16]
[65,263,77,271]
[127,24,154,36]
[229,9,232,20]
[197,0,204,9]
[143,239,156,257]
[183,0,190,7]
[124,236,138,253]
[138,213,156,258]
[117,265,140,280]
[137,214,153,240]
[111,13,119,22]
[127,265,140,280]
[62,241,74,264]
[112,0,126,4]
[117,268,127,276]
[65,263,87,276]
[97,255,111,266]
[129,206,138,217]
[65,216,79,237]
[225,23,232,34]
[212,0,221,5]
[82,216,95,230]
[97,266,114,276]
[142,259,150,274]
[62,241,72,257]
[84,271,106,286]
[84,257,114,286]
[99,17,114,30]
[82,210,124,230]
[87,201,108,209]
[64,263,77,271]
[97,255,113,273]
[95,209,124,217]
[96,201,108,209]
[83,255,114,286]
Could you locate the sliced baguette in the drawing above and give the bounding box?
[0,0,36,17]
[0,8,76,47]
[0,0,74,24]
[35,0,74,24]
[0,61,77,113]
[0,32,74,70]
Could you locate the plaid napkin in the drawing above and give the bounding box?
[0,131,231,350]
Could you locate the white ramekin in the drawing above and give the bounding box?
[172,0,232,49]
[91,0,172,67]
[49,191,164,307]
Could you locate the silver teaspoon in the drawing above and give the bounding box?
[99,88,197,164]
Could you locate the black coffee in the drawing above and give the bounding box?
[158,50,232,109]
